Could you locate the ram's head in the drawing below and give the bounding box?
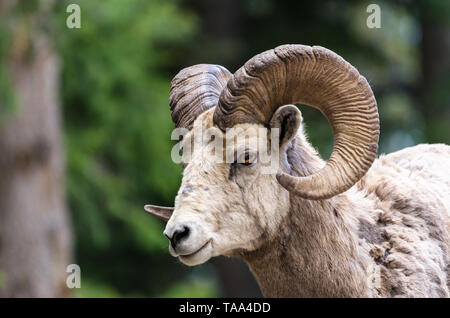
[145,45,379,266]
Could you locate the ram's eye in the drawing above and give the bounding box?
[237,152,257,166]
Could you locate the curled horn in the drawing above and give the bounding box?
[213,44,379,200]
[170,64,232,130]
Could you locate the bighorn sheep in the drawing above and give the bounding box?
[145,45,450,297]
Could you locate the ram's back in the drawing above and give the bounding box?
[381,144,450,195]
[357,144,450,297]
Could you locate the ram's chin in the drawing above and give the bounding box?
[178,241,213,266]
[179,254,211,266]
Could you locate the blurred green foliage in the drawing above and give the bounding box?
[0,10,16,123]
[0,269,4,291]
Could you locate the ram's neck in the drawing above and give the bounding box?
[242,135,373,297]
[242,195,372,297]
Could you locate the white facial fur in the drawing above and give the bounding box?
[164,108,292,266]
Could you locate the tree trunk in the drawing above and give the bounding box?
[0,0,72,297]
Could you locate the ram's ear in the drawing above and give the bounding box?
[144,205,174,222]
[269,105,302,149]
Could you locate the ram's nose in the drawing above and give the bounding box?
[164,225,191,251]
[164,221,208,256]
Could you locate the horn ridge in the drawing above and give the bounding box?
[214,44,379,199]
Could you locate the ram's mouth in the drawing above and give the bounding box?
[178,240,212,265]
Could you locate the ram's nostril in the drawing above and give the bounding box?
[171,226,190,249]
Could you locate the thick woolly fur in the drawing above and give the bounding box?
[165,108,450,297]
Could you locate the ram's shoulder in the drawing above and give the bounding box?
[354,144,450,297]
[355,143,450,235]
